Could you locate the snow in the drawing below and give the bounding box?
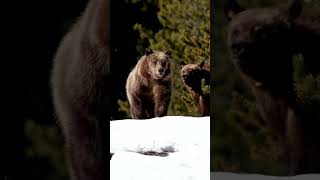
[110,116,210,180]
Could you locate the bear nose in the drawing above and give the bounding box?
[159,69,165,75]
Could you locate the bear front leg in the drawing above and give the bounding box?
[130,96,147,119]
[285,108,305,175]
[62,111,106,180]
[199,94,210,116]
[153,85,171,117]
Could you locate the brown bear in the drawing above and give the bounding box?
[225,0,320,174]
[126,48,172,119]
[50,0,110,180]
[180,61,210,116]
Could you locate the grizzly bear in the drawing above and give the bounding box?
[225,0,320,174]
[51,0,110,180]
[126,48,172,119]
[180,61,210,116]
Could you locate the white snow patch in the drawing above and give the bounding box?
[110,116,210,180]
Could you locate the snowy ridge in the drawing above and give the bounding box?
[110,116,209,154]
[110,116,210,180]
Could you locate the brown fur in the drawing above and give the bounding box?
[225,0,320,174]
[180,61,210,116]
[126,48,172,119]
[50,0,110,180]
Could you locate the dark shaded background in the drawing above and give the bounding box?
[2,0,160,179]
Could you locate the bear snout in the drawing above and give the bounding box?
[183,77,194,86]
[230,42,251,60]
[230,42,248,53]
[159,68,165,75]
[182,74,188,80]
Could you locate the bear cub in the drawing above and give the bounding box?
[126,48,172,119]
[180,61,210,116]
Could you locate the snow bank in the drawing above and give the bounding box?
[110,116,210,180]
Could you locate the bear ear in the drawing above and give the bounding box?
[180,61,186,68]
[145,48,153,56]
[199,61,205,69]
[287,0,303,20]
[224,0,245,21]
[165,50,171,57]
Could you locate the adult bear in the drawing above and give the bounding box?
[225,0,320,175]
[126,48,172,119]
[180,61,210,116]
[51,0,110,180]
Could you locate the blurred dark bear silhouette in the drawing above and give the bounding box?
[225,0,320,175]
[51,0,110,180]
[180,61,210,116]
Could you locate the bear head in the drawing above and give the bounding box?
[225,0,303,94]
[144,48,172,80]
[180,61,208,92]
